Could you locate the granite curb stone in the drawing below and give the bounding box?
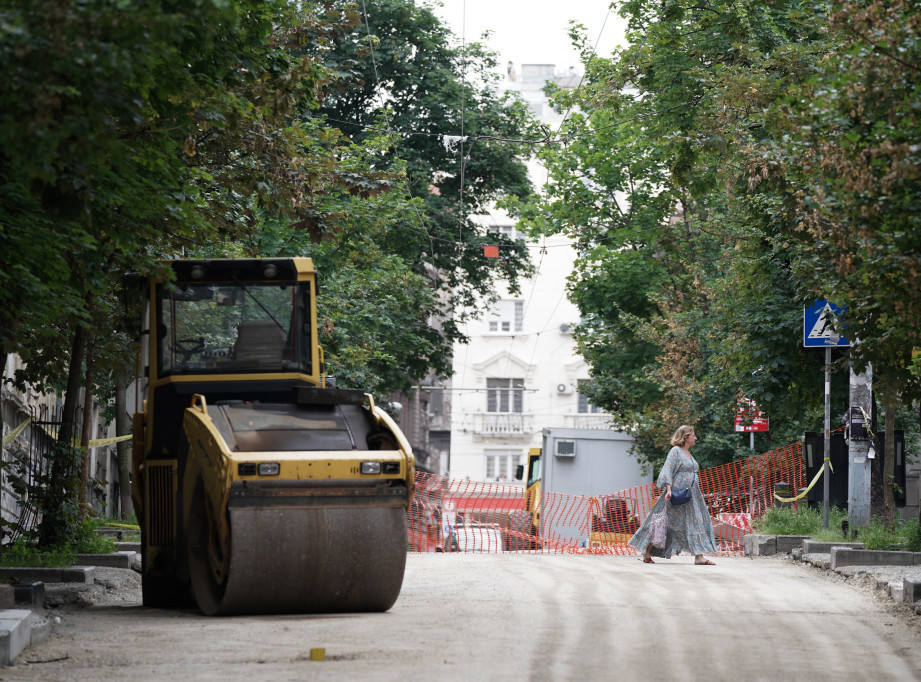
[13,582,45,608]
[114,542,141,553]
[73,551,137,569]
[802,540,864,553]
[831,547,915,570]
[0,566,94,585]
[903,578,921,604]
[745,534,777,556]
[0,585,14,608]
[0,609,32,666]
[776,535,811,553]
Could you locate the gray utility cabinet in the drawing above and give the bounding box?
[540,428,652,544]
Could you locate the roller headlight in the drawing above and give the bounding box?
[258,462,281,476]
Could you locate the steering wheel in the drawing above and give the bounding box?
[171,337,206,363]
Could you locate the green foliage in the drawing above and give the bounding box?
[0,542,75,569]
[0,517,119,567]
[513,0,921,479]
[70,518,117,555]
[753,505,920,551]
[34,444,84,549]
[102,512,138,528]
[858,518,921,552]
[754,505,848,537]
[904,520,921,554]
[316,0,537,345]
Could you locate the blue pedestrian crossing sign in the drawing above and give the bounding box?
[803,300,849,347]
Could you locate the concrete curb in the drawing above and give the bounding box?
[114,542,141,553]
[802,540,864,553]
[0,609,33,666]
[744,534,810,556]
[73,551,137,569]
[831,547,918,570]
[0,566,94,585]
[12,583,45,608]
[904,579,921,604]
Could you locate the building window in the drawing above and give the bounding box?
[577,380,603,414]
[487,378,524,413]
[487,300,524,333]
[489,224,523,242]
[485,449,521,482]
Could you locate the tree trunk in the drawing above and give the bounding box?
[881,384,897,528]
[869,391,885,520]
[114,372,133,519]
[79,337,96,507]
[57,325,86,448]
[39,322,88,547]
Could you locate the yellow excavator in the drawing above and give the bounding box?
[130,258,414,615]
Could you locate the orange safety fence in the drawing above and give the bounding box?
[407,438,808,556]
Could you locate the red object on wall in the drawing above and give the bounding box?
[734,409,769,432]
[484,245,499,258]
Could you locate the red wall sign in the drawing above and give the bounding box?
[734,408,769,432]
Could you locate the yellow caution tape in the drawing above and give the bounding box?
[101,523,141,530]
[859,406,877,440]
[3,421,131,450]
[773,457,834,503]
[84,434,133,450]
[1,418,31,446]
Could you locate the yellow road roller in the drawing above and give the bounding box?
[130,258,414,615]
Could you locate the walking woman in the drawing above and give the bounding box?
[628,425,717,565]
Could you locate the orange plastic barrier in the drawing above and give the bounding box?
[408,439,807,556]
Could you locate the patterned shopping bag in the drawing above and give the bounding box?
[649,510,668,549]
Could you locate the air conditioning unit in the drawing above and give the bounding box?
[555,440,576,457]
[556,383,573,394]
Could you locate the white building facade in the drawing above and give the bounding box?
[1,354,126,529]
[447,64,611,483]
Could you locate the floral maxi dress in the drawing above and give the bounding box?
[627,446,717,558]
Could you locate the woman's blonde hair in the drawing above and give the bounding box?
[670,425,695,447]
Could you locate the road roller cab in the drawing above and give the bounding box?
[130,258,414,615]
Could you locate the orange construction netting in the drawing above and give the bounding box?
[407,439,807,557]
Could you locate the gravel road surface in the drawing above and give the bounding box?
[5,553,921,681]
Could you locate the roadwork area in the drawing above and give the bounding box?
[5,553,921,681]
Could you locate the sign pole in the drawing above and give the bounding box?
[823,346,831,530]
[805,299,847,531]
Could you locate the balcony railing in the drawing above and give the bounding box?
[472,412,533,436]
[563,414,613,430]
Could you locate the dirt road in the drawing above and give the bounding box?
[6,554,921,681]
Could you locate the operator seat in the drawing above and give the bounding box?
[234,320,286,366]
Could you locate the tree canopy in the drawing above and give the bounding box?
[513,0,921,477]
[0,0,540,542]
[1,0,538,397]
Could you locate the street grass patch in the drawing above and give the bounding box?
[0,516,121,566]
[753,505,921,550]
[0,541,75,568]
[754,505,847,537]
[73,518,117,554]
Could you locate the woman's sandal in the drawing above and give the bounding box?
[639,556,655,564]
[695,559,715,565]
